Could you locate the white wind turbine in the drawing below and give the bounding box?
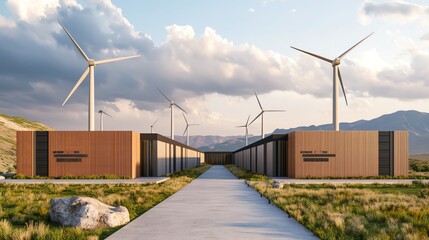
[150,119,159,133]
[236,115,251,146]
[291,33,373,131]
[158,88,187,140]
[98,110,112,131]
[249,91,285,139]
[182,113,199,146]
[58,20,140,131]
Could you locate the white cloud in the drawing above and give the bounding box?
[1,0,429,134]
[359,1,429,25]
[248,8,255,13]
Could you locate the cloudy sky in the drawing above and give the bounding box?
[1,0,429,137]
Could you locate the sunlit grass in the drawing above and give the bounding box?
[0,164,210,239]
[224,164,269,181]
[253,181,429,239]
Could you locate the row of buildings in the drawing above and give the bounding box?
[16,130,408,178]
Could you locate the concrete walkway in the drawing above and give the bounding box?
[0,177,169,185]
[107,165,318,240]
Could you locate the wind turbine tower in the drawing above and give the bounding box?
[158,89,187,140]
[98,110,111,131]
[291,33,373,131]
[58,20,140,131]
[249,91,285,139]
[237,115,251,146]
[150,119,159,133]
[182,113,199,146]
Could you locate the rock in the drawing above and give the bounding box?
[50,196,130,230]
[0,176,5,179]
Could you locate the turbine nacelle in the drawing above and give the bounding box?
[88,59,96,67]
[332,58,341,67]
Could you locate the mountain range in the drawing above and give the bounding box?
[198,110,429,154]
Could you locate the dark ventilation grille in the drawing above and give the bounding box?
[35,131,49,177]
[378,131,394,176]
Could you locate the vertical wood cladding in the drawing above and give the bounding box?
[394,131,408,176]
[291,131,379,178]
[35,131,49,176]
[48,131,138,178]
[16,131,34,176]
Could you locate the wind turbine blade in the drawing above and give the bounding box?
[290,46,332,63]
[246,114,251,126]
[265,109,286,112]
[103,111,112,118]
[152,118,159,126]
[157,88,172,103]
[338,68,348,106]
[183,126,188,136]
[236,125,246,128]
[174,103,188,114]
[58,20,89,61]
[338,32,374,60]
[254,90,263,110]
[182,112,188,125]
[62,67,89,106]
[249,112,263,125]
[96,55,141,65]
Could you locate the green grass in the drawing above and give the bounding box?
[410,158,429,172]
[224,164,269,181]
[253,182,429,240]
[0,165,210,239]
[226,165,429,240]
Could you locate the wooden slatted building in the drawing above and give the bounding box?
[16,131,204,178]
[233,131,408,178]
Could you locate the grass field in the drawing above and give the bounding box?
[0,165,210,240]
[409,155,429,177]
[227,165,429,240]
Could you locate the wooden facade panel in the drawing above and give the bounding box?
[288,132,296,178]
[394,131,408,176]
[292,131,379,178]
[16,131,34,176]
[48,131,136,178]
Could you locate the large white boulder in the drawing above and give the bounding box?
[50,196,130,230]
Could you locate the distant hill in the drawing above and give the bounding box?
[0,113,52,173]
[174,135,251,149]
[200,110,429,154]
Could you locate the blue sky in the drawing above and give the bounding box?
[1,0,429,138]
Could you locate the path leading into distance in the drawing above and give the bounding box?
[107,165,318,240]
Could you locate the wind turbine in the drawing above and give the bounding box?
[290,32,373,131]
[182,113,199,146]
[98,110,112,131]
[58,20,140,131]
[158,88,187,140]
[249,91,285,139]
[150,119,158,133]
[236,115,251,146]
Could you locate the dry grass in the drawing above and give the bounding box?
[253,182,429,240]
[0,165,210,239]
